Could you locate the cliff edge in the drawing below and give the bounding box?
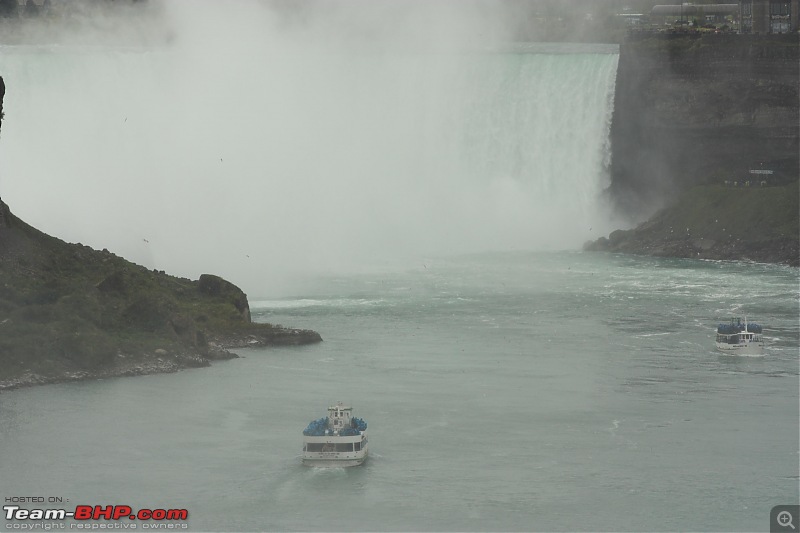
[0,198,322,390]
[589,33,799,264]
[0,75,321,390]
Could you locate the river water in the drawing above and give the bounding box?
[1,251,797,532]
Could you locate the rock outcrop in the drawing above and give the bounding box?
[0,195,322,390]
[0,76,321,391]
[585,181,799,266]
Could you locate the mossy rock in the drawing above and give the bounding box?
[0,198,319,388]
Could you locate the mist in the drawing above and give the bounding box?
[0,0,620,296]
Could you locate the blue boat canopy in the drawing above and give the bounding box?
[717,318,762,334]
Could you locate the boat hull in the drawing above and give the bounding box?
[302,454,368,468]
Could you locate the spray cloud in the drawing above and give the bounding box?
[0,0,618,295]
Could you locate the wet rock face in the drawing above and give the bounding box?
[609,34,800,221]
[592,34,800,266]
[198,273,251,322]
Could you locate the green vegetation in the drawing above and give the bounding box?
[652,181,799,242]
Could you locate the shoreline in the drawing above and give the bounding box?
[0,326,322,392]
[585,182,800,268]
[585,233,800,267]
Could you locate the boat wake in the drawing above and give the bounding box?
[717,351,766,358]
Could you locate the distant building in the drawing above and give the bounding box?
[651,3,740,25]
[5,0,144,17]
[16,0,48,8]
[7,0,49,17]
[618,12,647,26]
[740,0,799,33]
[650,2,798,33]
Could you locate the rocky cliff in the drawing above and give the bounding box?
[589,33,799,265]
[609,33,798,216]
[0,197,322,390]
[0,76,322,390]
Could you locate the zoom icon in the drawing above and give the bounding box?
[772,506,800,532]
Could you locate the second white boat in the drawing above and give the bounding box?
[715,317,765,355]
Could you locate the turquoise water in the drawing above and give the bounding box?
[1,251,797,531]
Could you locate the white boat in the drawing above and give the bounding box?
[302,402,368,467]
[715,317,765,355]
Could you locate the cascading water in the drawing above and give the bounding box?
[0,1,619,295]
[435,46,619,250]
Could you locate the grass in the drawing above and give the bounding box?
[648,180,799,241]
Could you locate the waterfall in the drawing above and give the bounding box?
[0,1,618,292]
